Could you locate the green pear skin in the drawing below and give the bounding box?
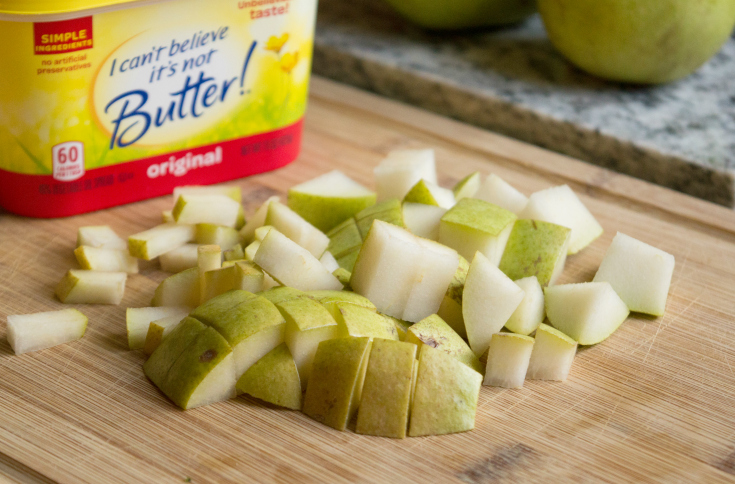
[499,219,571,286]
[237,343,302,410]
[406,314,483,374]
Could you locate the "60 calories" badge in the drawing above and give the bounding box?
[52,141,85,182]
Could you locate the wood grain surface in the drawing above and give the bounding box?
[1,77,735,484]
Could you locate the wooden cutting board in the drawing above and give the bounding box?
[1,77,735,484]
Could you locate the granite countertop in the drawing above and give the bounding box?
[313,0,735,207]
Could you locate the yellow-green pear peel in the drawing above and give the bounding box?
[237,343,302,410]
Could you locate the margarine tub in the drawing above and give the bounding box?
[0,0,316,217]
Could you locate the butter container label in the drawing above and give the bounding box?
[0,0,316,217]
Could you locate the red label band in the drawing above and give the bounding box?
[34,17,94,55]
[0,120,303,218]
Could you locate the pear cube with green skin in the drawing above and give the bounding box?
[403,179,456,209]
[143,316,203,385]
[356,339,417,438]
[386,315,412,341]
[265,201,329,258]
[403,237,460,323]
[201,262,265,302]
[162,210,175,223]
[408,344,482,437]
[439,198,517,265]
[326,301,399,340]
[77,226,127,250]
[56,270,127,305]
[499,220,571,287]
[307,290,376,310]
[237,343,302,410]
[151,267,200,307]
[275,296,340,387]
[463,252,525,356]
[126,306,190,349]
[198,245,222,302]
[288,170,377,232]
[254,229,343,291]
[406,314,483,374]
[254,225,275,242]
[474,174,528,215]
[326,217,362,260]
[437,255,469,339]
[402,203,447,241]
[143,314,185,356]
[195,224,241,251]
[593,232,675,316]
[374,149,437,202]
[128,223,196,261]
[319,251,340,273]
[240,196,280,243]
[526,323,577,381]
[244,241,260,261]
[159,244,199,273]
[453,172,481,201]
[483,333,534,388]
[6,309,87,355]
[545,282,629,345]
[354,199,406,239]
[172,194,241,228]
[190,290,286,378]
[505,276,545,336]
[74,246,139,273]
[332,268,352,289]
[173,185,242,203]
[223,244,244,262]
[259,286,308,305]
[302,337,372,431]
[520,185,603,255]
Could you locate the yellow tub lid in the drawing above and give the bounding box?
[0,0,157,16]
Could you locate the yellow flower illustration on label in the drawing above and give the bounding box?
[265,33,289,54]
[280,51,299,73]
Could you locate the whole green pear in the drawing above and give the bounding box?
[538,0,735,84]
[383,0,536,30]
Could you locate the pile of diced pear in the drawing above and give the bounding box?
[20,148,675,439]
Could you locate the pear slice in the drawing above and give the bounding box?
[77,225,127,250]
[56,270,127,305]
[499,220,571,287]
[233,261,265,293]
[173,185,242,202]
[302,337,372,431]
[403,238,459,323]
[190,290,286,377]
[526,323,577,381]
[159,243,199,273]
[326,217,362,262]
[265,201,329,258]
[356,339,417,438]
[332,268,352,289]
[326,301,399,340]
[439,198,517,265]
[128,223,196,260]
[505,276,545,335]
[195,224,241,250]
[151,267,200,307]
[143,314,185,356]
[402,203,447,240]
[254,229,343,291]
[275,296,340,387]
[308,290,376,310]
[6,309,87,355]
[403,179,456,209]
[374,149,437,202]
[319,251,340,273]
[545,282,629,345]
[408,345,482,437]
[452,172,481,201]
[74,246,139,273]
[288,170,377,232]
[172,194,242,227]
[593,232,675,316]
[463,252,525,356]
[474,174,528,215]
[237,343,302,410]
[259,286,308,305]
[224,244,244,262]
[436,255,469,339]
[254,225,275,242]
[126,306,190,350]
[520,185,603,255]
[244,241,260,261]
[201,266,236,303]
[161,210,175,223]
[240,196,280,243]
[144,316,203,385]
[354,199,406,239]
[483,333,534,388]
[198,245,222,303]
[406,314,482,373]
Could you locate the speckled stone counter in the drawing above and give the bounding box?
[312,0,735,207]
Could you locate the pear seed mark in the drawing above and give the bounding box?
[200,349,217,362]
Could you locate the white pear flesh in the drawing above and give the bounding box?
[240,196,280,243]
[526,323,577,381]
[126,306,190,350]
[56,270,127,305]
[159,244,199,273]
[254,230,343,291]
[374,149,437,202]
[74,246,138,273]
[403,238,460,323]
[6,309,87,355]
[473,174,528,215]
[195,224,241,250]
[505,276,545,336]
[173,194,241,227]
[402,203,447,240]
[520,185,603,255]
[319,251,340,273]
[265,201,329,258]
[593,232,675,316]
[545,282,630,345]
[463,252,525,356]
[173,185,241,202]
[254,225,275,242]
[77,226,127,250]
[483,333,534,388]
[128,223,196,260]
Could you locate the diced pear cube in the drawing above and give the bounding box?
[254,225,275,242]
[56,270,127,305]
[319,251,340,273]
[326,301,399,340]
[403,179,456,209]
[143,314,185,356]
[6,309,87,355]
[406,314,482,373]
[326,217,362,260]
[77,226,127,250]
[162,210,175,223]
[308,289,376,310]
[74,246,138,273]
[354,199,405,239]
[173,194,242,227]
[452,172,481,201]
[128,223,196,260]
[265,201,329,258]
[474,174,528,215]
[195,224,241,250]
[244,240,260,261]
[173,185,242,202]
[403,238,459,323]
[526,323,577,381]
[159,243,199,273]
[239,196,280,243]
[505,276,545,335]
[151,267,200,307]
[483,333,534,388]
[499,220,571,287]
[237,343,302,410]
[436,255,469,339]
[126,306,190,350]
[374,149,437,202]
[223,244,244,262]
[402,203,447,241]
